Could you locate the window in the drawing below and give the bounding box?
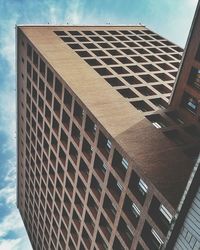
[117,181,123,191]
[138,179,148,195]
[40,58,46,77]
[55,78,62,99]
[47,68,53,86]
[84,58,101,66]
[136,86,155,96]
[112,66,129,74]
[159,205,172,223]
[117,88,137,98]
[94,154,106,181]
[101,58,117,65]
[107,173,122,202]
[148,196,172,235]
[33,51,38,67]
[122,158,128,170]
[69,143,78,163]
[27,61,32,77]
[131,100,153,112]
[69,30,81,35]
[166,110,184,125]
[79,158,89,181]
[99,215,112,240]
[68,43,83,49]
[97,132,112,159]
[90,176,102,201]
[71,123,80,145]
[61,36,75,43]
[152,84,171,94]
[76,50,92,58]
[113,237,124,250]
[152,229,163,248]
[94,67,112,76]
[146,114,169,129]
[129,171,148,205]
[64,88,72,111]
[117,218,134,247]
[141,221,163,250]
[32,69,38,85]
[85,116,96,141]
[132,202,140,217]
[27,44,32,59]
[188,67,200,90]
[181,92,198,114]
[105,77,124,87]
[73,101,84,124]
[54,30,67,36]
[112,150,128,180]
[150,98,168,109]
[82,138,93,162]
[106,139,112,150]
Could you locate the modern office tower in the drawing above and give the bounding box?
[16,3,200,250]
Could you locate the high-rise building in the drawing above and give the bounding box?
[164,2,200,249]
[16,2,200,249]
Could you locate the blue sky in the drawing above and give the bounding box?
[0,0,198,249]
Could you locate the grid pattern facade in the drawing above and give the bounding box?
[17,29,178,250]
[54,29,182,114]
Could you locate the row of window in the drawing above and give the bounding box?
[180,44,200,116]
[54,29,182,52]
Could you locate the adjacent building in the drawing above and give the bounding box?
[16,2,200,249]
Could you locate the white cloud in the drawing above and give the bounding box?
[0,14,19,74]
[66,0,84,24]
[0,239,21,250]
[0,16,17,150]
[0,236,31,250]
[0,186,16,207]
[0,210,23,238]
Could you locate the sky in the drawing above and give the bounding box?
[0,0,198,249]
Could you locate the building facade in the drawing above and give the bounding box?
[17,3,200,249]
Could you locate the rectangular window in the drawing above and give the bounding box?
[40,59,46,77]
[106,139,112,149]
[159,205,172,223]
[152,229,163,248]
[102,163,107,171]
[131,202,140,217]
[188,67,200,90]
[139,179,148,195]
[181,92,198,114]
[117,181,123,191]
[146,114,169,129]
[27,44,32,59]
[122,157,129,170]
